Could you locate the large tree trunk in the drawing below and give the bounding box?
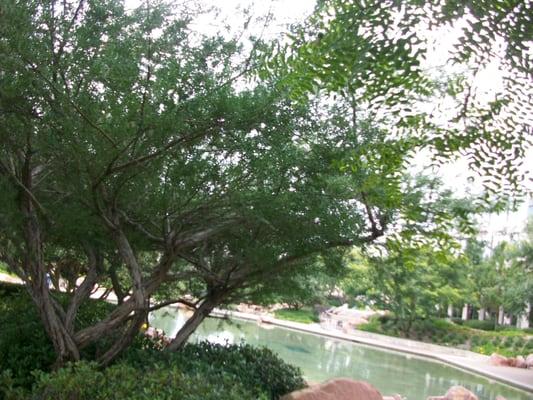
[29,281,81,365]
[24,237,80,365]
[97,310,147,366]
[166,293,223,351]
[20,152,81,366]
[109,260,127,304]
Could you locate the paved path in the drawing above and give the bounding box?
[0,272,23,285]
[211,308,533,394]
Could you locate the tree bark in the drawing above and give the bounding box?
[20,150,81,366]
[65,246,101,333]
[166,293,223,351]
[109,260,126,304]
[97,310,147,366]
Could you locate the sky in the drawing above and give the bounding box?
[125,0,532,245]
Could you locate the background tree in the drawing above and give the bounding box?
[340,175,476,332]
[365,242,461,334]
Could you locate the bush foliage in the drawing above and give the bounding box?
[19,362,258,400]
[122,342,306,400]
[0,283,115,389]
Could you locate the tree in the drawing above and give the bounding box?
[366,243,460,334]
[482,232,533,325]
[462,217,533,326]
[0,0,402,365]
[340,175,476,332]
[0,0,315,364]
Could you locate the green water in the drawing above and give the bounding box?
[150,308,532,400]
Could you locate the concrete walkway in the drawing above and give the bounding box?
[0,272,23,285]
[210,308,533,394]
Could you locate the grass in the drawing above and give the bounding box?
[274,307,319,324]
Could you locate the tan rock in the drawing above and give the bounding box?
[525,354,533,369]
[443,386,478,400]
[427,386,478,400]
[281,378,383,400]
[514,355,526,368]
[495,396,507,400]
[489,353,510,367]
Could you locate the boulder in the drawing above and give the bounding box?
[525,354,533,369]
[489,353,510,367]
[514,355,526,368]
[444,386,478,400]
[281,379,383,400]
[427,386,478,400]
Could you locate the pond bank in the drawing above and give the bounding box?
[209,307,533,394]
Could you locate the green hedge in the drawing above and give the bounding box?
[357,315,533,357]
[122,342,306,399]
[4,361,258,400]
[463,319,495,331]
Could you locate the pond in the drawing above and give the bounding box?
[149,308,533,400]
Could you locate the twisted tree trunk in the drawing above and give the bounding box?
[20,152,81,366]
[166,291,226,351]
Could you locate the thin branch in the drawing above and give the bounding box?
[148,298,197,312]
[23,59,118,148]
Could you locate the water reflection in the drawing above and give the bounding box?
[149,308,532,400]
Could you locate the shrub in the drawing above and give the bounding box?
[455,333,468,345]
[442,334,453,344]
[377,314,394,324]
[463,319,495,331]
[0,283,114,389]
[358,316,382,334]
[431,318,456,331]
[470,335,482,346]
[325,297,343,308]
[503,336,515,348]
[447,333,462,346]
[450,317,463,325]
[123,342,305,400]
[0,284,305,399]
[0,285,56,389]
[27,361,259,400]
[491,336,502,346]
[477,335,492,346]
[513,337,525,349]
